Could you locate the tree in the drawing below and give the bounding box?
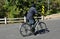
[3,0,20,18]
[0,0,6,18]
[2,0,60,18]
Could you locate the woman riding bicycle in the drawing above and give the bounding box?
[20,3,49,37]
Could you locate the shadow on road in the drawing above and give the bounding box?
[23,29,50,37]
[34,29,50,35]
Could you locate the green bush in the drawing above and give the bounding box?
[0,0,60,18]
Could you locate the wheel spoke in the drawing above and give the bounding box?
[36,22,47,31]
[20,23,31,36]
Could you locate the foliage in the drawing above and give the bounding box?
[46,0,60,15]
[3,0,44,18]
[0,0,60,18]
[0,0,6,18]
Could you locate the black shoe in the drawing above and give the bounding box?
[33,32,37,35]
[31,27,35,33]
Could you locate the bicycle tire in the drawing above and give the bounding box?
[20,23,31,37]
[36,22,47,31]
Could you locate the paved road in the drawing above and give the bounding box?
[0,19,60,39]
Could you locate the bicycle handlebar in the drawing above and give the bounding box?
[35,14,41,19]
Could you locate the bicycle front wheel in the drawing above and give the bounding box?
[36,22,47,31]
[39,22,47,29]
[20,23,31,37]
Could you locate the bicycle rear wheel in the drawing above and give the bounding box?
[20,23,31,37]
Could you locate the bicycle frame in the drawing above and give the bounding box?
[32,18,40,28]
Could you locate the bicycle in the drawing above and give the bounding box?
[20,16,49,37]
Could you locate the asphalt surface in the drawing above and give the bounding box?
[0,19,60,39]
